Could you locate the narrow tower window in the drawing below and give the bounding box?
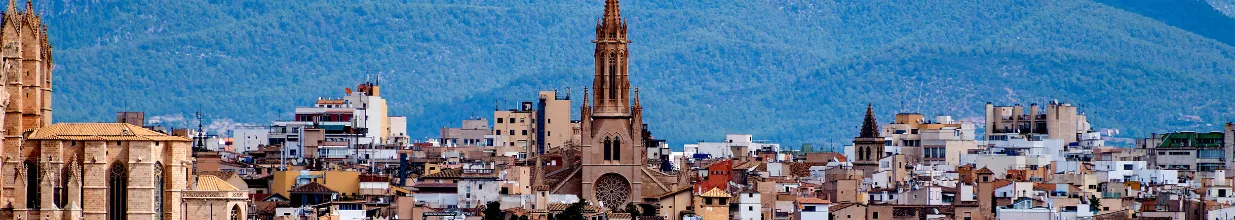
[608,53,617,100]
[26,161,40,210]
[603,138,612,161]
[613,139,621,161]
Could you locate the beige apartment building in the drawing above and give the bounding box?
[493,90,573,155]
[883,113,979,165]
[495,103,536,149]
[537,91,572,152]
[985,102,1090,144]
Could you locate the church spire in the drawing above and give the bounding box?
[533,149,545,187]
[6,0,17,15]
[859,103,880,138]
[603,0,620,21]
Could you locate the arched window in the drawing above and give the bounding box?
[608,53,617,100]
[108,163,128,220]
[603,138,612,161]
[231,205,242,220]
[154,163,165,220]
[613,139,621,161]
[56,163,70,209]
[26,161,39,209]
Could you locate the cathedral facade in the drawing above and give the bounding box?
[0,1,196,220]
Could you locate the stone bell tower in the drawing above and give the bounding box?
[580,0,648,210]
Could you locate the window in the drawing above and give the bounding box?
[26,161,39,209]
[613,139,621,160]
[802,206,815,212]
[231,205,243,220]
[155,163,165,220]
[1123,164,1133,170]
[873,212,879,219]
[496,130,502,135]
[748,206,753,211]
[497,118,503,123]
[604,138,612,160]
[108,163,128,220]
[608,53,617,100]
[522,130,528,135]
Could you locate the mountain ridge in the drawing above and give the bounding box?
[36,0,1235,147]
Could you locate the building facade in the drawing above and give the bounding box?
[984,102,1090,144]
[579,0,651,210]
[3,123,193,220]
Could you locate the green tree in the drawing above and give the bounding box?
[484,201,504,220]
[802,143,814,154]
[639,204,659,216]
[554,201,587,220]
[1088,195,1101,214]
[625,204,642,217]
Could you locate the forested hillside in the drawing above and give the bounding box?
[36,0,1235,147]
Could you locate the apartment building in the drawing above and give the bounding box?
[984,102,1091,144]
[882,113,979,165]
[1140,131,1227,172]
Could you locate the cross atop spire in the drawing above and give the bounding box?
[859,103,880,138]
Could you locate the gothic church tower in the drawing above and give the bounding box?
[0,0,53,213]
[580,0,647,210]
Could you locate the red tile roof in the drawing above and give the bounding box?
[289,182,337,193]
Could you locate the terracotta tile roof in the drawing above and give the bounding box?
[533,185,550,192]
[198,171,238,180]
[609,213,632,219]
[655,186,693,199]
[994,180,1013,189]
[976,167,994,175]
[788,162,827,177]
[547,203,601,213]
[289,182,337,193]
[194,175,239,191]
[27,123,191,141]
[829,203,860,212]
[733,161,762,170]
[700,187,731,198]
[796,197,831,204]
[423,169,462,178]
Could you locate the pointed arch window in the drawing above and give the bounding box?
[608,53,617,100]
[613,139,621,161]
[603,138,612,161]
[25,161,40,209]
[155,163,165,220]
[108,163,128,220]
[56,163,69,209]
